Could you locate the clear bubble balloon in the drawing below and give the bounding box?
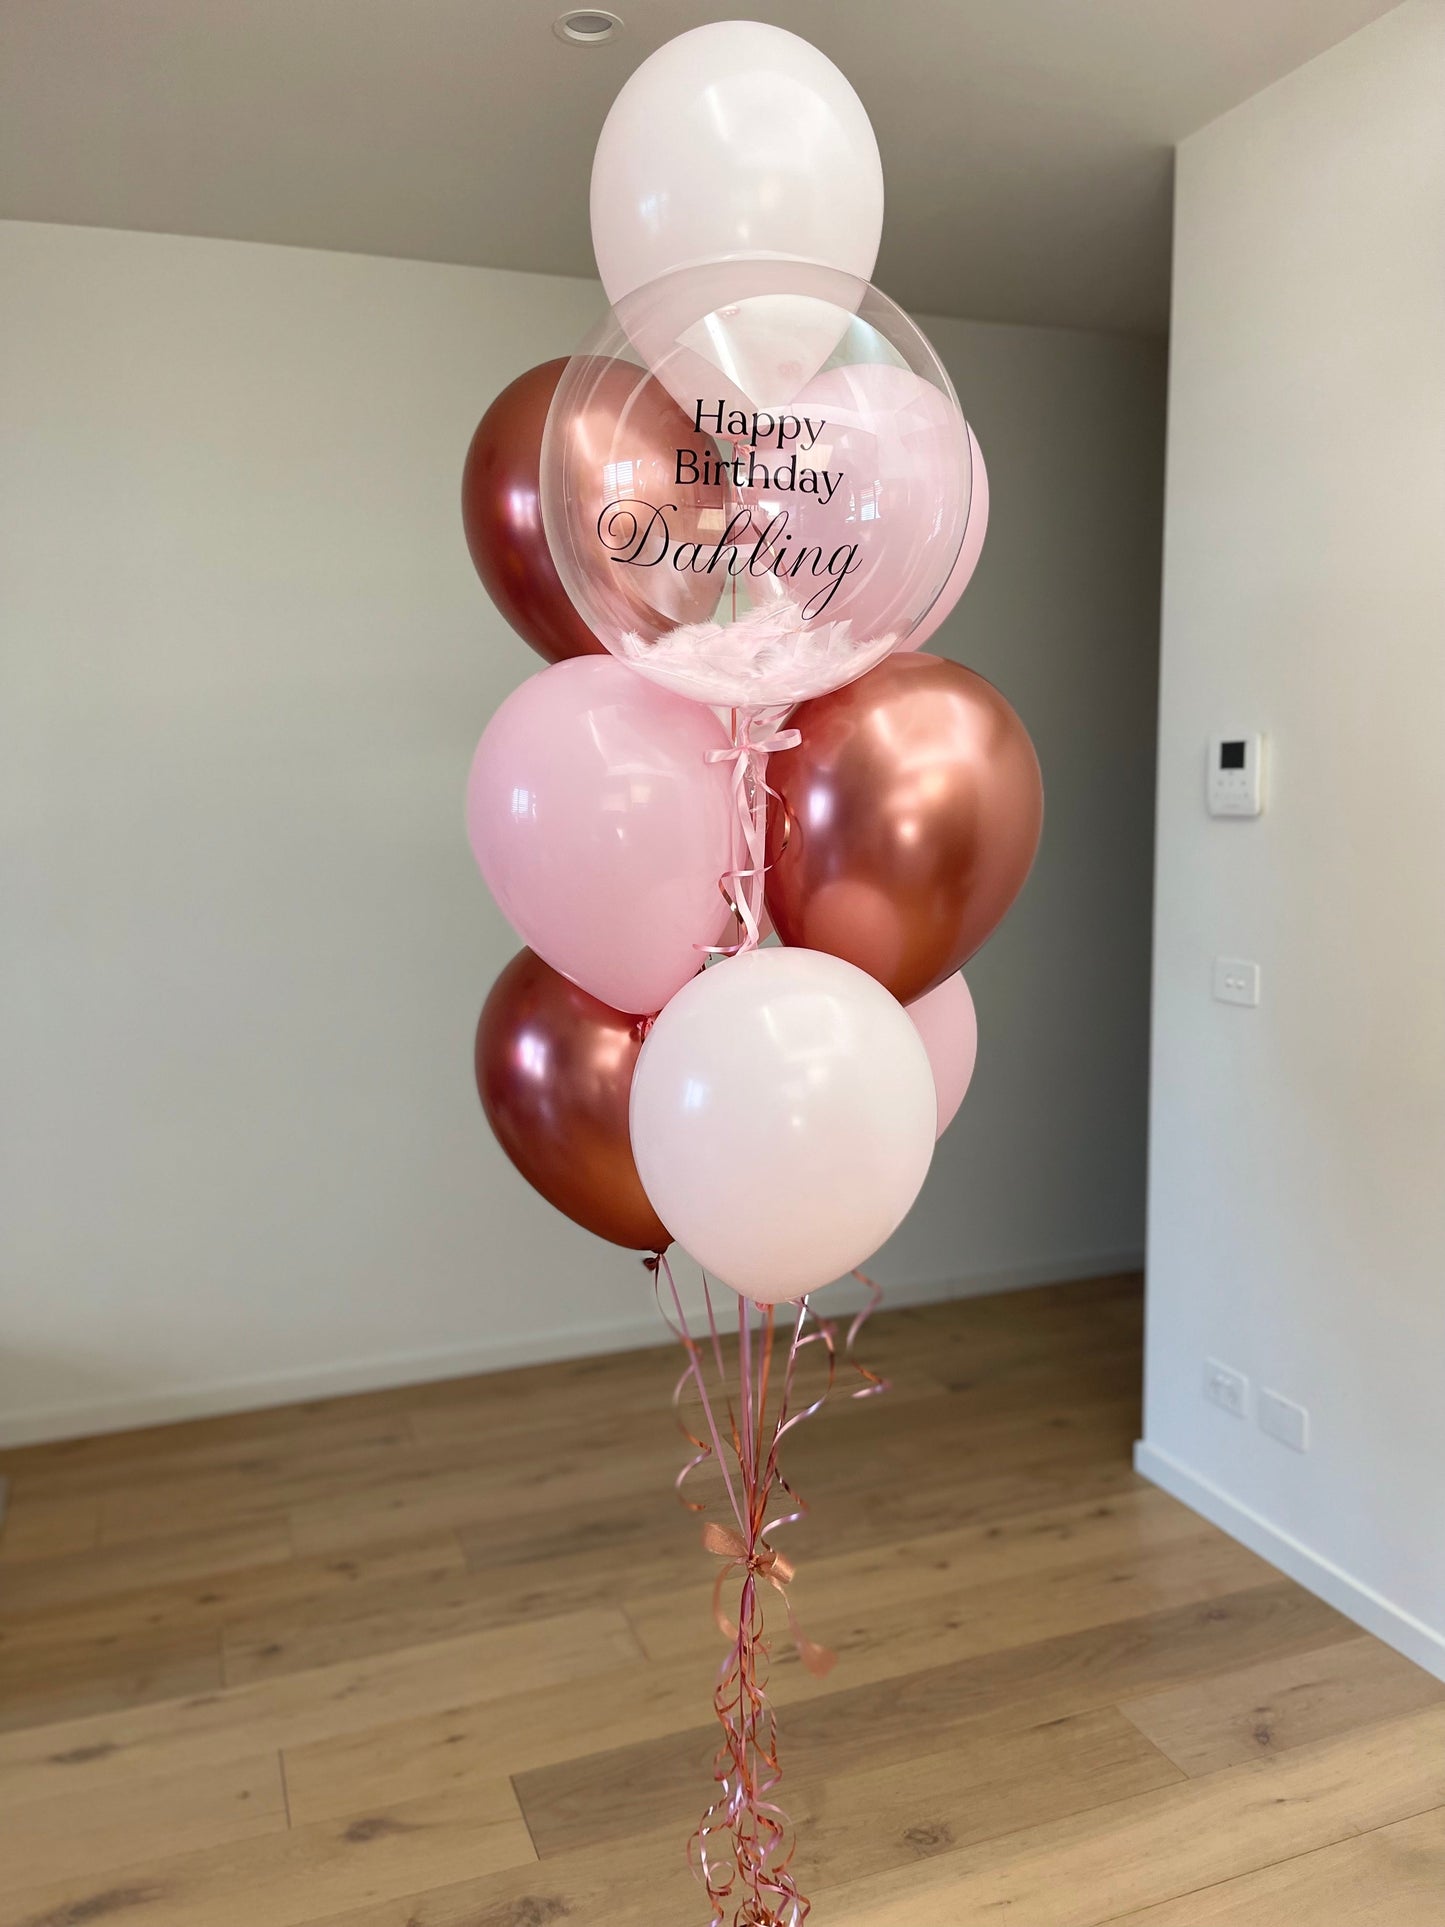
[540,258,972,709]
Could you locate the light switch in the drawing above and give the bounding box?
[1259,1388,1309,1453]
[1213,957,1260,1006]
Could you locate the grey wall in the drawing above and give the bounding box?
[1140,1,1445,1677]
[886,312,1165,1291]
[0,220,1165,1444]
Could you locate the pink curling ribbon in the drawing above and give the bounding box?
[702,708,800,956]
[701,1521,836,1684]
[647,1254,889,1926]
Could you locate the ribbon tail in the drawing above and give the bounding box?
[710,1558,741,1646]
[765,1569,835,1679]
[846,1267,892,1398]
[786,1607,837,1680]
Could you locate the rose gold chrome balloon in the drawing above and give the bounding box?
[765,653,1043,1005]
[544,354,724,641]
[462,361,604,665]
[476,948,669,1253]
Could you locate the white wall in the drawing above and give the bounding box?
[0,220,1164,1444]
[1140,1,1445,1678]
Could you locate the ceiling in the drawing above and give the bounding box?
[0,1,1400,335]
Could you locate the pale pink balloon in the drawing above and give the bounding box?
[906,972,978,1137]
[590,22,883,307]
[466,658,737,1016]
[899,426,989,652]
[630,948,936,1302]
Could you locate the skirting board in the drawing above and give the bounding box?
[0,1247,1140,1449]
[1135,1438,1445,1685]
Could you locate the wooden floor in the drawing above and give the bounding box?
[2,1273,1442,1926]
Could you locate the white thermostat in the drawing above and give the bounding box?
[1207,733,1265,816]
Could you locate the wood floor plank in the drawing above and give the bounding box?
[278,1423,1097,1569]
[0,1781,533,1927]
[454,1448,1149,1586]
[1,1409,425,1505]
[0,1492,102,1565]
[0,1530,467,1661]
[223,1483,1203,1688]
[5,1751,288,1889]
[0,1515,294,1618]
[785,1377,1141,1472]
[809,1705,1445,1926]
[95,1422,421,1546]
[220,1540,674,1686]
[508,1574,1315,1859]
[1120,1631,1445,1776]
[279,1817,702,1927]
[284,1443,685,1560]
[0,1622,224,1734]
[778,1707,1184,1891]
[281,1581,1345,1831]
[286,1376,1142,1564]
[87,1401,742,1552]
[406,1338,953,1451]
[261,1714,1445,1927]
[519,1701,1183,1866]
[627,1517,1277,1673]
[0,1607,641,1807]
[1100,1804,1445,1925]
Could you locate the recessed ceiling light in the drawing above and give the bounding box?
[553,9,623,45]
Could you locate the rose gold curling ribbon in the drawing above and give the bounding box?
[649,1254,891,1926]
[651,675,894,1918]
[844,1268,891,1400]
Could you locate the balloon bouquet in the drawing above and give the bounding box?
[461,24,1042,1925]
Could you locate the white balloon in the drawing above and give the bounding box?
[630,948,935,1302]
[590,22,884,307]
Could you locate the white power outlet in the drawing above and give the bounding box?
[1204,1358,1249,1418]
[1259,1388,1309,1452]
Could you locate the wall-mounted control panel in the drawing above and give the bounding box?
[1208,733,1265,816]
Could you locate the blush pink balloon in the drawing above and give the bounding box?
[732,362,971,649]
[905,971,978,1137]
[900,426,989,652]
[466,657,737,1016]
